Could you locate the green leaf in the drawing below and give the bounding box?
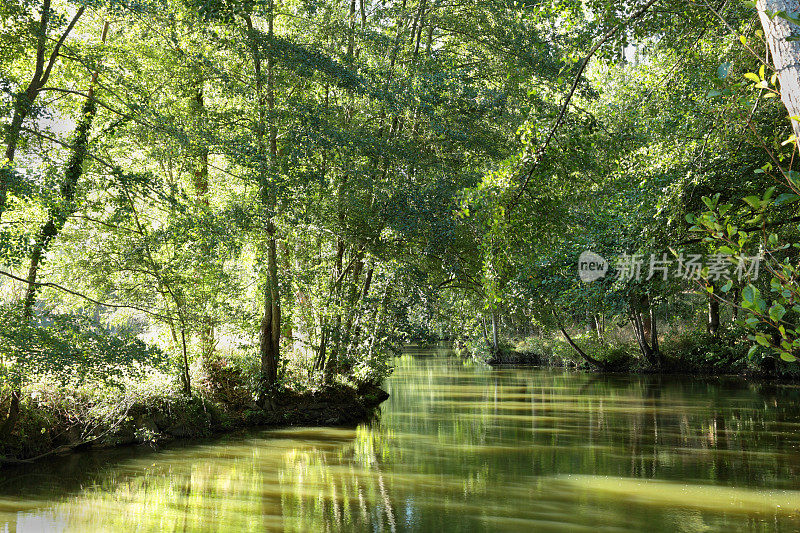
[717,62,732,80]
[780,352,797,362]
[769,303,787,322]
[776,193,800,205]
[777,11,800,24]
[743,284,760,304]
[744,72,759,82]
[743,196,762,209]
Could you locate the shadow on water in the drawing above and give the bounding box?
[2,346,800,531]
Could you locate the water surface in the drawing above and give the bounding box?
[2,346,800,531]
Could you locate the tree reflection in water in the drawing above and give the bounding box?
[1,351,800,532]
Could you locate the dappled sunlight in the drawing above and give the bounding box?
[2,354,800,531]
[555,475,800,516]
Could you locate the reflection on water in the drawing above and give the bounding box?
[3,346,800,531]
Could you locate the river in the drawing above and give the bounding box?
[2,345,800,531]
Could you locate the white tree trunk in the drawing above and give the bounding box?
[757,0,800,141]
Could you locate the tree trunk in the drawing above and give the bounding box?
[315,319,328,372]
[481,315,491,350]
[641,295,652,341]
[191,81,209,203]
[190,78,214,359]
[0,389,20,440]
[244,7,281,401]
[259,222,280,393]
[1,0,85,221]
[594,314,605,342]
[22,21,109,319]
[265,0,280,391]
[345,262,373,358]
[329,239,346,370]
[346,0,357,59]
[630,310,651,363]
[367,284,392,360]
[649,301,663,366]
[553,309,606,369]
[757,0,800,142]
[491,308,499,355]
[708,293,720,336]
[341,256,364,364]
[180,327,191,395]
[4,20,103,438]
[630,304,659,368]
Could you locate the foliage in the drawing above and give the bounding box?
[0,303,166,385]
[2,0,800,456]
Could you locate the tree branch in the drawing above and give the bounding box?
[0,269,169,320]
[507,0,661,214]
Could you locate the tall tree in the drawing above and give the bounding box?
[1,0,85,220]
[756,0,800,141]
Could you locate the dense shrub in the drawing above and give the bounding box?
[197,354,257,409]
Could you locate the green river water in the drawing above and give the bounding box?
[2,345,800,532]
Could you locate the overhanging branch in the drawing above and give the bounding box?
[507,0,661,214]
[0,269,169,320]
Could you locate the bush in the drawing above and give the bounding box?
[0,303,166,386]
[663,325,752,373]
[351,351,392,387]
[197,353,257,409]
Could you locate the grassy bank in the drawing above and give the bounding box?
[0,359,388,464]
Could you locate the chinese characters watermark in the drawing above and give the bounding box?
[578,251,762,283]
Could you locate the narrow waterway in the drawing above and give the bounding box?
[2,345,800,532]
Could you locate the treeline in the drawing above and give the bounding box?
[403,1,800,376]
[2,0,800,447]
[0,0,568,443]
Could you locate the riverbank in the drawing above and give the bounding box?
[0,382,389,465]
[3,354,798,532]
[466,329,800,379]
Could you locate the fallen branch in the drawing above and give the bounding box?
[552,308,608,370]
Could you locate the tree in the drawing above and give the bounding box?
[1,0,86,220]
[756,0,800,141]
